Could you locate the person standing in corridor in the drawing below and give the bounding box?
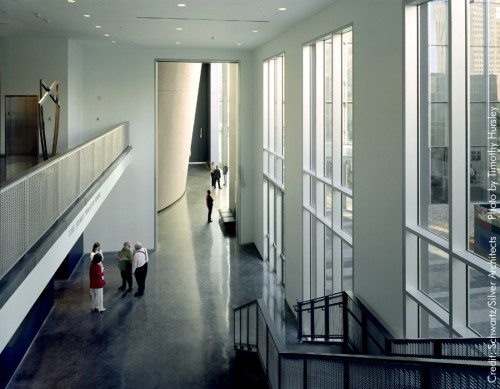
[213,165,222,189]
[206,190,213,223]
[132,242,148,297]
[116,241,133,292]
[89,253,106,313]
[222,162,228,186]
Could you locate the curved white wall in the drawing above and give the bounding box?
[157,62,202,210]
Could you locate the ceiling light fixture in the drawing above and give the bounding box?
[176,27,183,31]
[111,40,117,43]
[177,3,187,7]
[252,30,258,33]
[84,14,91,18]
[95,25,102,28]
[278,7,287,11]
[104,33,110,37]
[176,41,181,44]
[68,0,76,3]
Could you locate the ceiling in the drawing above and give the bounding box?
[0,0,336,49]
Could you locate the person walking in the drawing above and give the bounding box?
[132,242,148,297]
[89,253,106,313]
[213,165,222,189]
[116,241,133,292]
[223,162,228,186]
[206,190,213,223]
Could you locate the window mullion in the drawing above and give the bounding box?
[449,0,468,331]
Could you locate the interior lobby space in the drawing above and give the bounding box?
[6,164,288,388]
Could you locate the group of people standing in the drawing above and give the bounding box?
[88,241,149,313]
[210,162,228,189]
[207,162,228,224]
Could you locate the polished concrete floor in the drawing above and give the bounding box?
[7,164,289,388]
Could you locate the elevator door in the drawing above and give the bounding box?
[6,96,38,156]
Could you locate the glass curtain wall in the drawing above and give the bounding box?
[303,29,353,300]
[405,0,500,337]
[263,54,285,286]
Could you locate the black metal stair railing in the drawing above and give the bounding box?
[294,291,500,361]
[233,298,496,389]
[294,291,392,355]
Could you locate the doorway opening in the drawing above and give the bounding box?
[155,61,239,215]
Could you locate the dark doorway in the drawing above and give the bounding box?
[190,64,210,163]
[5,95,38,156]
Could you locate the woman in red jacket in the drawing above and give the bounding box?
[89,253,106,313]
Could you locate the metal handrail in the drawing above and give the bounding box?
[0,123,129,281]
[294,291,499,361]
[234,298,496,388]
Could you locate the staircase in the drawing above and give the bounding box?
[233,292,498,388]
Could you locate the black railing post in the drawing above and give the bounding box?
[254,303,258,352]
[310,300,315,341]
[297,302,303,341]
[385,338,392,355]
[278,352,281,389]
[246,305,250,349]
[266,327,270,381]
[325,295,330,341]
[233,309,236,348]
[434,340,442,358]
[362,312,368,354]
[342,292,349,347]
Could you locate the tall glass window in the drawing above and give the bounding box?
[468,1,500,256]
[405,0,500,338]
[263,54,285,286]
[303,28,353,299]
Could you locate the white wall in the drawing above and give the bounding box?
[253,0,405,336]
[0,37,69,155]
[67,41,84,148]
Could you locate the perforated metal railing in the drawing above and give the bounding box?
[234,299,498,388]
[0,123,129,281]
[387,337,498,361]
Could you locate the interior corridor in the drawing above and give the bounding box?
[6,164,288,388]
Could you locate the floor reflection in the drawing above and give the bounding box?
[7,163,288,388]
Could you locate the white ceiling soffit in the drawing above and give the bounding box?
[0,0,336,49]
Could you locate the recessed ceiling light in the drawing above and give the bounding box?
[252,29,258,33]
[278,7,287,11]
[176,41,181,44]
[68,0,76,3]
[177,3,187,7]
[236,43,242,46]
[84,14,91,18]
[104,34,110,37]
[176,27,183,31]
[111,40,117,43]
[95,25,102,28]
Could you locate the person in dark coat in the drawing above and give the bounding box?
[213,166,222,189]
[206,190,213,223]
